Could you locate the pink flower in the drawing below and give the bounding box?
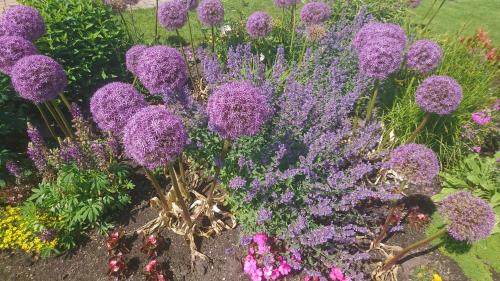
[145,259,158,273]
[253,233,268,246]
[257,244,271,255]
[329,266,345,281]
[471,112,491,125]
[147,234,158,246]
[263,266,280,280]
[108,257,126,273]
[244,255,258,274]
[472,146,481,153]
[278,258,292,275]
[157,273,167,281]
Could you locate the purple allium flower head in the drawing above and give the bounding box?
[0,36,38,75]
[0,5,46,41]
[197,0,224,27]
[11,55,67,103]
[207,81,271,140]
[273,0,300,8]
[358,39,404,79]
[300,2,332,26]
[178,0,198,11]
[123,106,188,169]
[158,1,188,31]
[439,191,495,242]
[384,143,439,184]
[353,21,407,52]
[125,44,147,75]
[90,82,147,136]
[415,75,463,115]
[246,11,273,39]
[136,46,188,95]
[406,40,443,73]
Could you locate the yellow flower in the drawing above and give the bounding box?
[432,273,443,281]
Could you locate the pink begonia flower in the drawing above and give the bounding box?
[244,255,258,274]
[329,266,345,280]
[278,258,292,275]
[145,259,158,273]
[263,266,280,280]
[257,244,271,255]
[251,268,264,281]
[147,234,158,246]
[253,233,268,246]
[471,112,491,125]
[472,146,481,153]
[157,273,166,281]
[249,246,255,255]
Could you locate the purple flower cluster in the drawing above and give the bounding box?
[406,40,443,73]
[125,44,147,75]
[178,0,198,11]
[103,0,139,11]
[439,191,495,242]
[135,46,188,95]
[300,2,332,26]
[257,208,273,225]
[353,22,407,52]
[197,0,224,26]
[59,140,86,167]
[305,24,327,42]
[273,0,300,8]
[90,82,147,135]
[5,161,22,179]
[415,75,463,115]
[229,176,247,190]
[246,11,273,39]
[123,106,188,169]
[26,124,49,174]
[384,143,439,184]
[0,5,46,41]
[158,1,188,31]
[11,55,67,103]
[0,36,38,75]
[207,81,270,140]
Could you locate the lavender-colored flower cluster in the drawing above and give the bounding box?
[197,0,224,27]
[26,124,50,175]
[103,0,139,11]
[178,0,198,11]
[158,1,188,31]
[11,55,67,103]
[123,106,188,169]
[246,11,273,39]
[0,36,38,75]
[273,0,300,8]
[439,191,495,242]
[59,140,87,168]
[406,40,443,73]
[125,44,147,75]
[300,2,332,26]
[90,82,147,136]
[353,22,407,52]
[0,5,46,41]
[135,46,188,95]
[305,24,327,42]
[383,143,439,185]
[5,161,22,180]
[415,75,463,115]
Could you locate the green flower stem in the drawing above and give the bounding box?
[144,168,170,214]
[422,0,438,21]
[154,0,159,44]
[364,80,380,124]
[176,29,194,83]
[58,93,72,112]
[186,13,201,79]
[382,228,448,271]
[118,10,133,43]
[425,0,447,29]
[290,4,297,60]
[407,112,431,143]
[167,164,194,228]
[44,102,71,139]
[35,104,58,140]
[51,100,74,138]
[211,25,216,53]
[206,139,232,206]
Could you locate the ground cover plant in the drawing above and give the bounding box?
[0,0,498,281]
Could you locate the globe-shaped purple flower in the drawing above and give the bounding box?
[246,11,273,39]
[439,191,495,242]
[178,0,198,11]
[90,82,147,136]
[0,5,46,41]
[158,1,188,31]
[273,0,300,8]
[415,75,463,115]
[0,36,38,75]
[353,22,407,52]
[136,46,188,95]
[406,40,443,73]
[11,55,67,103]
[123,106,188,169]
[384,143,439,184]
[300,2,331,26]
[358,39,404,79]
[197,0,224,27]
[125,44,147,75]
[207,81,271,140]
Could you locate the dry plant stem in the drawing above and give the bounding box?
[211,25,215,53]
[144,168,170,214]
[167,164,194,228]
[382,228,447,271]
[58,93,72,112]
[154,0,159,44]
[289,4,297,60]
[365,80,380,124]
[51,100,74,138]
[186,13,202,79]
[407,112,431,143]
[44,102,71,139]
[175,29,194,83]
[206,139,232,206]
[35,104,58,140]
[373,181,406,248]
[172,163,189,201]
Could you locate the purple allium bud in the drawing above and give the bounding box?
[439,191,495,242]
[158,1,188,31]
[415,75,463,115]
[136,46,188,95]
[246,11,273,39]
[5,161,22,179]
[125,44,147,75]
[273,0,300,8]
[300,2,331,26]
[123,106,188,169]
[0,5,46,41]
[257,208,273,225]
[229,176,246,190]
[384,143,439,184]
[305,24,327,42]
[0,36,38,75]
[11,55,67,103]
[353,21,407,52]
[197,0,224,27]
[90,82,147,136]
[406,40,443,73]
[207,81,271,140]
[358,39,404,79]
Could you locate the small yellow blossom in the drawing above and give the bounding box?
[432,273,443,281]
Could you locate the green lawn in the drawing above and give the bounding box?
[412,0,500,44]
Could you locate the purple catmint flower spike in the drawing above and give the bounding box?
[90,82,147,136]
[125,44,147,75]
[123,106,188,169]
[415,75,463,115]
[158,1,188,31]
[0,36,38,75]
[384,143,439,184]
[246,11,273,39]
[0,5,46,41]
[197,0,224,27]
[300,2,332,26]
[11,55,67,103]
[406,40,443,74]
